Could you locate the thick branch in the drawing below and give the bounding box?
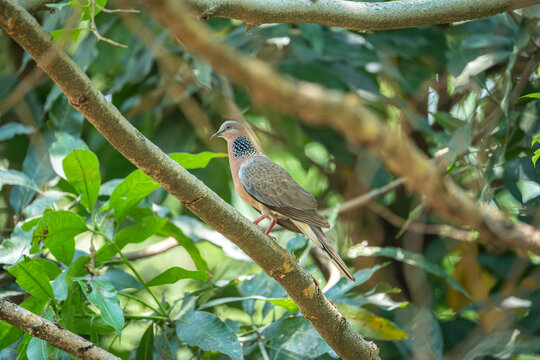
[183,0,540,31]
[0,1,379,359]
[148,0,540,256]
[0,299,119,360]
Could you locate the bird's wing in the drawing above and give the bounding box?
[239,156,329,228]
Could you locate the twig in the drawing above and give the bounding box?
[369,203,477,242]
[89,0,127,48]
[320,178,405,216]
[0,299,120,360]
[114,237,178,261]
[94,2,139,13]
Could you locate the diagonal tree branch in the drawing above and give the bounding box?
[147,0,540,256]
[0,299,120,360]
[0,0,379,359]
[182,0,540,31]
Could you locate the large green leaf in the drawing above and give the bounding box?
[169,152,227,169]
[32,210,88,265]
[336,303,408,340]
[349,245,470,298]
[63,149,101,212]
[97,216,167,262]
[8,257,54,299]
[110,170,159,223]
[146,266,208,287]
[176,311,242,360]
[78,279,124,336]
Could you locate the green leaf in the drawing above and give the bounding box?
[33,210,88,264]
[51,28,89,44]
[0,122,34,141]
[146,266,208,287]
[336,303,408,340]
[348,245,471,298]
[8,257,54,299]
[78,279,124,336]
[136,325,154,360]
[52,271,68,301]
[532,135,540,147]
[533,149,540,167]
[162,222,210,272]
[45,1,72,9]
[110,170,159,223]
[96,216,167,262]
[262,317,333,358]
[48,131,87,179]
[32,258,61,280]
[27,337,51,360]
[521,93,540,99]
[0,297,46,350]
[169,152,227,169]
[176,311,243,360]
[198,295,298,312]
[63,149,101,212]
[0,169,39,192]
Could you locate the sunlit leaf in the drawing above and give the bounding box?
[8,257,54,299]
[169,152,227,169]
[336,303,408,340]
[146,266,208,287]
[63,149,101,212]
[32,210,88,265]
[110,170,159,223]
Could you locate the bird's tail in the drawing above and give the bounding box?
[291,220,356,282]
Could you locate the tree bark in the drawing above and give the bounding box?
[0,0,380,358]
[182,0,540,31]
[0,299,120,360]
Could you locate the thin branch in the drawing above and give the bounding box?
[0,299,120,360]
[147,0,540,257]
[180,0,539,31]
[369,203,477,242]
[89,0,127,48]
[320,178,405,216]
[94,2,139,13]
[117,237,178,261]
[0,1,379,359]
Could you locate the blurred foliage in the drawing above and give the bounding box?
[0,1,540,359]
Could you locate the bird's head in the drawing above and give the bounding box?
[210,120,245,141]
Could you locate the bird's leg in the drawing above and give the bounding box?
[265,219,277,235]
[253,214,267,225]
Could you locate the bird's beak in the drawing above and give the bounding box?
[210,130,222,140]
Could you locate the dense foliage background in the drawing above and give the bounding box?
[0,1,539,359]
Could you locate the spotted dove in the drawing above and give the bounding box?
[211,121,355,281]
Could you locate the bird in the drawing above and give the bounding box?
[211,120,356,282]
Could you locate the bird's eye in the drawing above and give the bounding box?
[226,125,231,129]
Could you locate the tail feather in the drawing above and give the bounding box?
[290,220,356,282]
